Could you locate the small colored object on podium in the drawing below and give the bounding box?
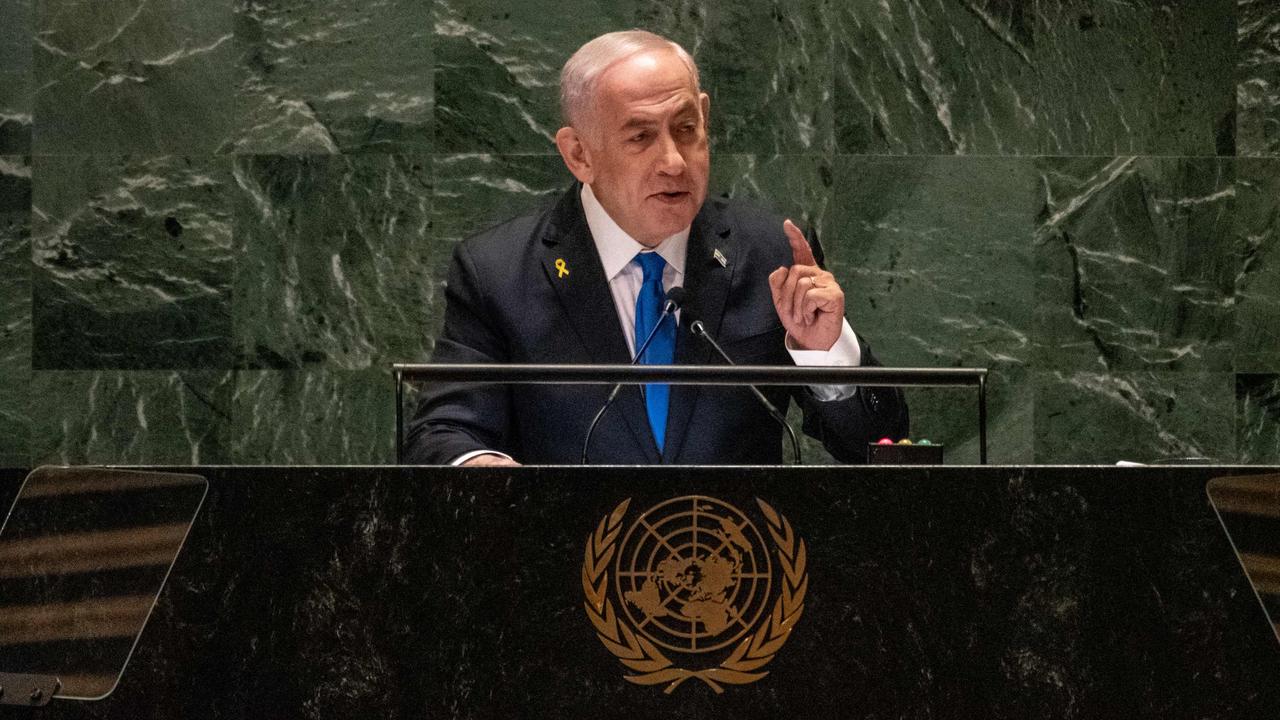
[867,437,944,464]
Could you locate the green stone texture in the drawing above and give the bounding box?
[433,0,631,153]
[0,157,31,467]
[31,155,235,370]
[664,1,834,154]
[227,0,433,154]
[835,0,1235,156]
[33,0,234,154]
[435,0,832,154]
[1238,0,1280,155]
[5,1,1280,466]
[829,156,1036,463]
[231,369,394,464]
[431,154,567,244]
[1034,371,1236,464]
[1235,158,1280,372]
[429,154,567,341]
[232,154,435,369]
[710,154,834,240]
[0,0,32,154]
[1238,374,1280,464]
[1033,157,1236,372]
[29,371,233,465]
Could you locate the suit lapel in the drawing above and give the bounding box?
[663,205,734,463]
[539,185,661,463]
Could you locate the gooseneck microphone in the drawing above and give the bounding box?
[581,287,687,464]
[690,320,803,465]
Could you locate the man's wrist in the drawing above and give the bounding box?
[786,318,861,402]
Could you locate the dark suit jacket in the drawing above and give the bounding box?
[404,184,908,465]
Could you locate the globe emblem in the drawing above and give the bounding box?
[614,496,773,653]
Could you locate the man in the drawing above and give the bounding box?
[405,30,907,465]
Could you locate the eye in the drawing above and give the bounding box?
[679,123,697,134]
[629,131,651,143]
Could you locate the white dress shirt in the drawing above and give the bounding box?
[452,184,863,465]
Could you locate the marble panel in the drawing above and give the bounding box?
[428,154,566,343]
[430,153,566,243]
[231,369,394,464]
[0,0,32,154]
[1033,157,1235,372]
[434,0,830,154]
[1237,374,1280,464]
[32,0,234,154]
[28,370,233,465]
[432,0,634,152]
[637,0,833,153]
[908,366,1033,465]
[832,0,1041,155]
[1238,0,1280,155]
[227,0,432,154]
[826,155,1036,461]
[31,155,235,370]
[0,157,31,467]
[1033,371,1235,464]
[834,0,1235,156]
[231,154,435,369]
[1030,1,1235,156]
[709,154,834,241]
[1234,158,1280,372]
[830,155,1036,367]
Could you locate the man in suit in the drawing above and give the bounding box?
[405,30,907,465]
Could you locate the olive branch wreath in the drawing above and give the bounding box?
[581,498,808,694]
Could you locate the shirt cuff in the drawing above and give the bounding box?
[451,449,515,466]
[785,318,862,402]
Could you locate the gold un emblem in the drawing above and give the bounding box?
[582,495,809,694]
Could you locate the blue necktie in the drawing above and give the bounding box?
[633,252,674,452]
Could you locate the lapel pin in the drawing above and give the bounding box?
[713,248,727,267]
[555,258,570,278]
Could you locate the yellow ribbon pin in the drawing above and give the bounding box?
[555,258,569,278]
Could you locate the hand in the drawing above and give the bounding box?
[461,453,521,467]
[768,219,845,351]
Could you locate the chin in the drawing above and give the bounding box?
[644,220,691,242]
[651,206,698,235]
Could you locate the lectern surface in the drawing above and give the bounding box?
[0,465,1275,719]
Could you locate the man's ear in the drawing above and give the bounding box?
[555,126,595,185]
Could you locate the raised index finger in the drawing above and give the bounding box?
[784,218,816,267]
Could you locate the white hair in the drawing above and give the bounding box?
[559,30,700,129]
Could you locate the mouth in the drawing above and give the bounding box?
[650,190,691,204]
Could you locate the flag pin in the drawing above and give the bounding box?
[713,248,727,267]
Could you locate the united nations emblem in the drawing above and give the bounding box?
[582,495,808,694]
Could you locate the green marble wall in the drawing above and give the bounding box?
[0,0,1277,466]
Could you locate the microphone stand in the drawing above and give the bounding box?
[580,288,686,464]
[691,320,803,465]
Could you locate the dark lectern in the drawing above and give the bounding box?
[0,465,1276,719]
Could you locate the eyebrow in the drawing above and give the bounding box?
[618,101,699,130]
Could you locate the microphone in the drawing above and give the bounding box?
[581,287,687,464]
[690,320,803,465]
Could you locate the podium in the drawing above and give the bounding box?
[0,465,1276,718]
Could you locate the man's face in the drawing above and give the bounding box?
[571,50,710,246]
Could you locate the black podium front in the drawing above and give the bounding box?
[1,466,1277,719]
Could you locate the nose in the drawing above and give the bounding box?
[655,131,686,176]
